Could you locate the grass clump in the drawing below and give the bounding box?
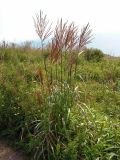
[0,10,120,160]
[84,48,104,62]
[0,46,120,160]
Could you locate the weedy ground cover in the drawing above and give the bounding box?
[0,10,120,160]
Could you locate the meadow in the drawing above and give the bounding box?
[0,11,120,160]
[0,45,120,160]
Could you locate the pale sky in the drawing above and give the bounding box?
[0,0,120,42]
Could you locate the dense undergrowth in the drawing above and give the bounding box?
[0,47,120,160]
[0,10,120,160]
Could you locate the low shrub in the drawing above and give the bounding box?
[84,48,104,62]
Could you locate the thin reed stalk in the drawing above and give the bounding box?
[33,10,52,85]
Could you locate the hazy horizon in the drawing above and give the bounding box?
[89,33,120,56]
[1,0,120,56]
[1,33,120,57]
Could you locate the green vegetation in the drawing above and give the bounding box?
[0,46,120,160]
[84,48,104,62]
[0,10,120,160]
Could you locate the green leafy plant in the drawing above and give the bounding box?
[1,9,120,160]
[84,48,104,62]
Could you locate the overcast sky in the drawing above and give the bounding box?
[1,0,120,42]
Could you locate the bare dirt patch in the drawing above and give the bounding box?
[0,141,27,160]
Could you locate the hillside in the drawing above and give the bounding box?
[0,47,120,159]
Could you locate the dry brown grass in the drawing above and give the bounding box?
[33,10,52,49]
[33,10,93,86]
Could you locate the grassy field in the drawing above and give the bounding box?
[0,46,120,160]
